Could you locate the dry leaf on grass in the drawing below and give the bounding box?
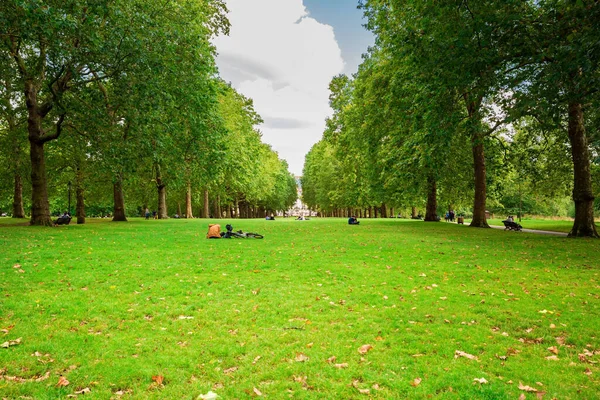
[545,355,559,360]
[358,344,373,355]
[326,356,336,363]
[197,391,219,400]
[410,378,422,387]
[1,338,22,348]
[295,353,309,362]
[334,363,348,369]
[584,368,592,376]
[56,376,70,387]
[151,375,164,386]
[547,346,559,355]
[455,350,479,361]
[473,377,488,384]
[253,387,262,396]
[223,367,238,374]
[518,382,538,392]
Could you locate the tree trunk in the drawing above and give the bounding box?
[75,168,85,224]
[185,182,194,218]
[177,202,182,217]
[567,102,598,237]
[424,175,438,222]
[203,189,209,218]
[226,204,232,218]
[465,98,489,228]
[235,198,240,218]
[12,174,26,218]
[155,164,168,219]
[411,207,417,218]
[374,206,378,219]
[112,175,127,221]
[390,207,395,218]
[29,139,52,226]
[381,203,387,218]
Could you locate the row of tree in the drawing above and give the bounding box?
[0,0,297,225]
[302,0,599,237]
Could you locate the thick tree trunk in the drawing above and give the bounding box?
[470,131,489,227]
[216,195,222,218]
[186,182,194,218]
[465,98,490,228]
[424,176,438,222]
[235,198,240,218]
[12,174,26,218]
[381,203,387,218]
[155,164,168,219]
[112,175,127,222]
[75,168,85,224]
[177,203,182,217]
[390,207,395,218]
[29,140,52,226]
[411,207,417,218]
[567,102,598,237]
[203,189,209,218]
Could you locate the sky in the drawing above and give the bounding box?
[212,0,374,176]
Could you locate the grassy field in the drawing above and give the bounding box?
[1,217,599,399]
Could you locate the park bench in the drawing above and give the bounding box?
[502,220,522,231]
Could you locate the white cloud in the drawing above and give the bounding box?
[212,0,345,175]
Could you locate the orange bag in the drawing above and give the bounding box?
[206,224,221,239]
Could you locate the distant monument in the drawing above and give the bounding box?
[288,176,311,217]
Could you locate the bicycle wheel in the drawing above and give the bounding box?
[246,232,264,239]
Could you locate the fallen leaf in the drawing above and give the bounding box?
[375,336,384,341]
[519,394,526,400]
[252,356,261,364]
[555,337,566,345]
[326,356,336,363]
[151,375,164,385]
[372,383,383,390]
[358,388,370,394]
[547,346,559,355]
[473,377,488,384]
[455,350,479,361]
[584,368,592,376]
[253,387,262,396]
[178,316,194,320]
[57,376,70,387]
[223,367,238,374]
[518,382,538,392]
[358,344,373,355]
[410,377,422,387]
[1,338,22,348]
[74,387,91,395]
[545,355,559,360]
[198,391,219,400]
[549,323,556,329]
[536,392,547,400]
[293,375,307,385]
[295,353,309,362]
[334,363,348,369]
[306,342,313,348]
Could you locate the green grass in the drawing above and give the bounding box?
[1,218,599,399]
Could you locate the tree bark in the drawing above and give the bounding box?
[466,99,490,228]
[155,164,168,219]
[112,174,127,221]
[216,195,222,218]
[186,182,194,218]
[424,175,438,222]
[381,203,387,218]
[12,174,26,218]
[203,189,209,218]
[29,139,52,226]
[75,167,85,224]
[567,102,598,237]
[411,207,417,218]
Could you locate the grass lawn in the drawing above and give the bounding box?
[1,218,599,399]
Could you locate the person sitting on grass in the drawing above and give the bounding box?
[348,216,360,225]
